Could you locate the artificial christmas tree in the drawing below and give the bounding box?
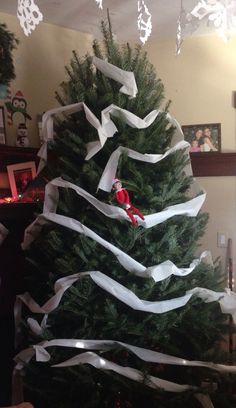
[15,18,236,408]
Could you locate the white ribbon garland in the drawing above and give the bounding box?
[27,315,49,336]
[15,347,193,393]
[36,56,186,168]
[37,101,163,171]
[37,101,115,172]
[86,103,160,160]
[97,140,189,192]
[44,172,205,228]
[53,352,194,392]
[15,338,236,374]
[42,177,210,279]
[95,140,206,225]
[93,56,138,98]
[187,287,236,322]
[22,211,209,285]
[37,56,161,171]
[17,267,236,322]
[18,270,192,315]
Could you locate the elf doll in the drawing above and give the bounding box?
[112,178,144,226]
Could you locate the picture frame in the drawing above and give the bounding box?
[0,106,6,145]
[7,161,36,198]
[182,123,221,153]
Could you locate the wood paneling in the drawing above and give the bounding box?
[190,152,236,177]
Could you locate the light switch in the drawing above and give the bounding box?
[217,233,227,248]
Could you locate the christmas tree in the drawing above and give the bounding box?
[17,18,236,408]
[0,23,19,85]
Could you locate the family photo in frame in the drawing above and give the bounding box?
[182,123,221,153]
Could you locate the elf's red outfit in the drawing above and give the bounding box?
[115,188,144,225]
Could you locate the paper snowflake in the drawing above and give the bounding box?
[189,0,236,41]
[137,0,152,44]
[95,0,103,9]
[17,0,43,37]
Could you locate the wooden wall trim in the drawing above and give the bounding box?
[1,146,236,177]
[190,152,236,177]
[0,146,39,171]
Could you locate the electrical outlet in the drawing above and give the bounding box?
[217,232,227,248]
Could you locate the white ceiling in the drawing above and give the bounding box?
[0,0,213,41]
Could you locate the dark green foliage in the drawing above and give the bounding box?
[0,23,19,85]
[21,17,235,408]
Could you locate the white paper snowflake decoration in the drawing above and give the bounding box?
[137,0,152,44]
[95,0,103,9]
[176,0,186,55]
[188,0,236,42]
[175,0,201,55]
[17,0,43,37]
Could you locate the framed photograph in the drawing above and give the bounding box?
[0,106,6,144]
[182,123,221,153]
[7,161,36,198]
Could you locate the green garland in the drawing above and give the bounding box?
[0,23,19,85]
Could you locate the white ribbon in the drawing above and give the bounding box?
[18,270,192,315]
[22,211,210,284]
[37,101,116,172]
[86,103,160,160]
[36,56,195,169]
[187,287,236,322]
[37,101,163,169]
[43,177,127,221]
[93,56,138,98]
[0,222,8,245]
[17,267,236,322]
[93,141,205,227]
[15,338,236,374]
[97,140,189,192]
[14,345,195,394]
[27,315,49,336]
[52,352,193,392]
[37,57,162,169]
[43,174,205,229]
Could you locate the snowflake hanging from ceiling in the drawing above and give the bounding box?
[189,0,236,41]
[137,0,152,44]
[17,0,43,36]
[176,0,236,54]
[95,0,103,9]
[176,2,186,55]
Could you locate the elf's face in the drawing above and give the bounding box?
[114,181,122,190]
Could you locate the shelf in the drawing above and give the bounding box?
[1,146,236,178]
[190,152,236,177]
[0,202,40,221]
[0,145,39,171]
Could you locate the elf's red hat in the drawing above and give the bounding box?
[112,178,120,187]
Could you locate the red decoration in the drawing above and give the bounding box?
[112,179,144,225]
